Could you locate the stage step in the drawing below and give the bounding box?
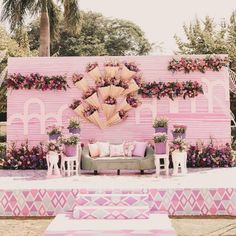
[73,191,150,219]
[44,212,177,236]
[76,192,149,206]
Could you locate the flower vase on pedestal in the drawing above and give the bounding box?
[172,132,186,139]
[47,151,61,177]
[49,134,60,141]
[155,127,168,133]
[154,142,166,154]
[64,144,77,157]
[68,128,81,134]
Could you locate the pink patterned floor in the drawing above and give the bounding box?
[0,168,235,216]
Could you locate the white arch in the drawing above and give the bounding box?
[135,98,157,124]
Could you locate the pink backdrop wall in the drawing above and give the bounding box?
[7,56,230,145]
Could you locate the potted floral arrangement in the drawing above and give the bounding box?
[72,73,88,92]
[82,88,100,109]
[172,125,187,139]
[47,141,62,154]
[170,138,188,174]
[107,109,128,126]
[83,105,103,128]
[70,100,84,118]
[61,134,80,157]
[47,125,63,140]
[153,133,168,154]
[96,78,111,100]
[104,61,120,78]
[170,138,187,153]
[68,117,81,134]
[118,94,141,111]
[102,96,117,119]
[86,62,101,81]
[153,117,168,133]
[120,62,139,81]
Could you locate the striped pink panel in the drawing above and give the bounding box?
[7,56,231,145]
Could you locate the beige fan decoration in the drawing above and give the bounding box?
[70,60,143,129]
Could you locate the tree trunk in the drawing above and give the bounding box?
[39,7,50,56]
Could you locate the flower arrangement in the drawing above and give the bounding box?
[1,142,47,170]
[119,110,128,120]
[138,81,203,100]
[72,74,84,83]
[82,88,97,100]
[86,62,101,81]
[7,73,69,91]
[117,94,140,112]
[172,125,187,133]
[70,100,82,110]
[170,138,188,152]
[60,134,80,146]
[124,62,140,72]
[72,73,88,92]
[104,96,117,105]
[47,125,63,136]
[133,75,143,87]
[83,105,102,128]
[68,117,81,134]
[187,142,235,168]
[104,61,120,67]
[120,62,139,81]
[47,141,62,153]
[153,133,167,143]
[68,117,80,129]
[83,105,98,117]
[107,109,128,126]
[153,133,167,154]
[168,56,229,73]
[82,88,100,109]
[103,96,117,119]
[109,77,125,98]
[126,94,141,108]
[153,117,168,128]
[86,62,99,72]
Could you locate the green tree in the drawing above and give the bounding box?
[174,12,236,117]
[0,25,33,113]
[28,11,152,56]
[1,0,82,56]
[174,14,236,71]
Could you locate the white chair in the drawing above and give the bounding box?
[61,143,82,176]
[154,141,169,177]
[172,151,187,175]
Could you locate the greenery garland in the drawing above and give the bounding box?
[168,56,229,73]
[6,73,69,91]
[138,81,203,100]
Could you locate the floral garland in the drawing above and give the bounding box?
[138,81,203,100]
[7,73,69,91]
[168,56,229,73]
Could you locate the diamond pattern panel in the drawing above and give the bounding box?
[0,188,235,216]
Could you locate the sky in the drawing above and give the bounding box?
[0,0,236,54]
[79,0,236,54]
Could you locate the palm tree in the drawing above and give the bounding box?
[1,0,82,56]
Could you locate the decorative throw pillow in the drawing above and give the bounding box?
[110,143,125,157]
[88,143,100,158]
[132,141,147,157]
[124,142,135,156]
[97,142,110,157]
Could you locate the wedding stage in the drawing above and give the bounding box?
[0,167,235,217]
